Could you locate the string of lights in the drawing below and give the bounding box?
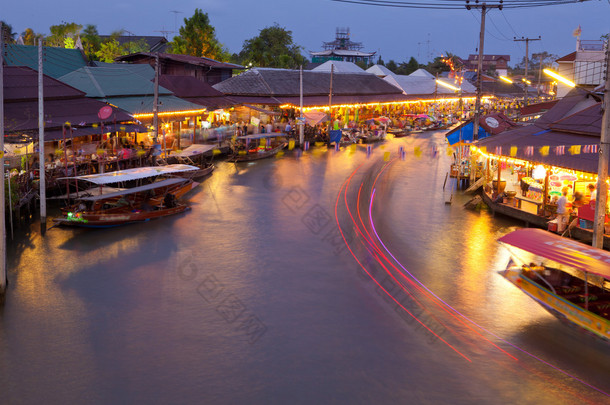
[330,0,592,9]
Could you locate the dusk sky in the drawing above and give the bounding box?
[4,0,609,66]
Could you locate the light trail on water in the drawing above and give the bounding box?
[359,160,609,399]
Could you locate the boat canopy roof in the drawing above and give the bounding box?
[499,228,610,280]
[78,178,187,201]
[59,164,198,185]
[238,133,285,140]
[171,144,215,157]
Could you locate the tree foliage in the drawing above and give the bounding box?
[1,21,16,44]
[95,39,123,63]
[169,8,229,61]
[47,22,82,47]
[238,24,305,68]
[513,51,558,72]
[22,28,38,45]
[82,24,101,60]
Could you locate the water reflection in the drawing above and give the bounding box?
[1,132,609,404]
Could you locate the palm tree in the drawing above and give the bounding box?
[1,21,16,44]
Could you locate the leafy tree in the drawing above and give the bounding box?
[511,51,558,77]
[386,60,398,72]
[426,53,458,76]
[22,28,43,46]
[47,22,82,47]
[169,8,229,61]
[397,56,421,75]
[95,39,122,63]
[82,24,101,61]
[238,24,306,68]
[122,38,150,54]
[1,21,16,44]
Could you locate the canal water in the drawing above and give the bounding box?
[1,132,609,404]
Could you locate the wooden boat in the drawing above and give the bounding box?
[229,133,287,162]
[53,178,192,228]
[173,163,214,180]
[499,228,610,341]
[163,145,216,179]
[57,164,200,202]
[357,131,385,144]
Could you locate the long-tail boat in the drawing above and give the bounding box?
[229,133,287,162]
[499,228,610,341]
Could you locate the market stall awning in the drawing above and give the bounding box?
[446,121,491,146]
[42,123,147,141]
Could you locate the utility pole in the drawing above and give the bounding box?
[592,43,610,248]
[466,2,502,141]
[299,65,304,147]
[153,53,160,152]
[38,39,47,236]
[0,31,6,298]
[328,64,334,138]
[514,36,541,106]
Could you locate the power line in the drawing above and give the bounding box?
[330,0,592,9]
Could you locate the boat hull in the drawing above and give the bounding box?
[53,204,190,228]
[502,267,610,341]
[229,143,287,162]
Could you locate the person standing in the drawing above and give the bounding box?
[588,183,597,202]
[556,188,569,233]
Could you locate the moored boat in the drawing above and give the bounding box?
[498,228,610,341]
[229,133,287,162]
[53,178,192,228]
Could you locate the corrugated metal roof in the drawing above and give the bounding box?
[312,61,366,73]
[92,61,156,80]
[213,68,403,97]
[476,88,604,173]
[3,44,87,78]
[158,75,236,108]
[5,66,84,101]
[366,64,396,77]
[384,75,476,96]
[59,66,173,98]
[3,66,134,141]
[107,95,204,115]
[116,52,243,69]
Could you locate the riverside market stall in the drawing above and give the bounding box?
[471,87,608,238]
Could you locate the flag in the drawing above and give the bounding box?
[510,146,517,157]
[555,145,565,155]
[525,146,534,156]
[495,146,502,155]
[569,145,581,155]
[573,25,582,37]
[540,146,549,156]
[583,144,598,154]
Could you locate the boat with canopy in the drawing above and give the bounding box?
[499,228,610,341]
[53,165,200,228]
[52,178,191,228]
[229,133,287,162]
[56,164,200,201]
